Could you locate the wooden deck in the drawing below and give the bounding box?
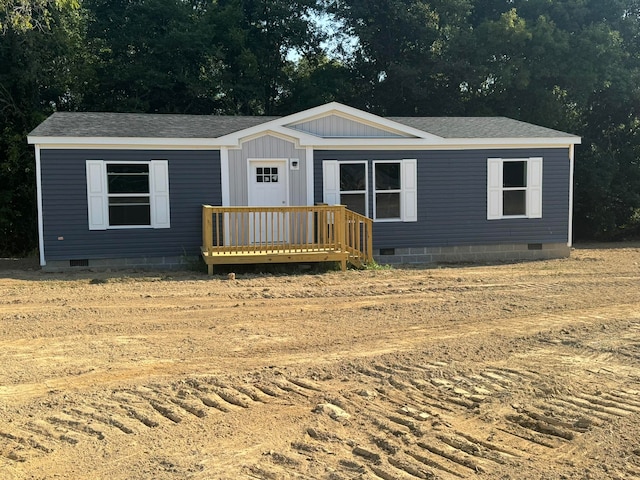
[201,205,373,274]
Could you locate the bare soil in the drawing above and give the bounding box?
[1,244,640,480]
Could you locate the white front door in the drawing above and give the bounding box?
[248,160,288,243]
[248,160,288,207]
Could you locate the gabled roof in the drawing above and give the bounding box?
[27,102,581,147]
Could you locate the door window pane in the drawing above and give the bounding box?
[256,166,279,183]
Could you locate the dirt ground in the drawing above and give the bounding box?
[1,245,640,480]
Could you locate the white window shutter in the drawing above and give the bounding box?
[401,159,417,222]
[323,160,340,205]
[527,157,543,218]
[487,158,503,220]
[150,160,171,228]
[86,160,108,230]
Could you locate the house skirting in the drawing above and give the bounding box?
[42,255,197,272]
[41,242,570,271]
[374,243,570,265]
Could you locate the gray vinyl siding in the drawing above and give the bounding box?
[314,149,570,249]
[228,135,307,206]
[40,149,220,261]
[288,115,406,138]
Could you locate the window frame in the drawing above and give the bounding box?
[106,162,152,228]
[487,157,543,220]
[86,159,170,230]
[339,160,369,218]
[323,159,417,223]
[372,160,402,222]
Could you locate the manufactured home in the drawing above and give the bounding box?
[27,102,581,273]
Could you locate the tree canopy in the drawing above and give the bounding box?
[2,0,640,255]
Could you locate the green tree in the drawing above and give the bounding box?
[0,0,82,255]
[1,0,78,32]
[277,55,357,112]
[206,0,325,115]
[80,0,220,113]
[325,0,475,115]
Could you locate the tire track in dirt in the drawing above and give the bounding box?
[3,311,640,475]
[2,356,639,478]
[2,247,640,478]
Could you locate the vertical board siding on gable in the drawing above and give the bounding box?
[229,135,307,206]
[314,149,570,249]
[288,115,405,138]
[40,149,221,260]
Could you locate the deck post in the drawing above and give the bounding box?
[366,220,373,264]
[202,205,213,253]
[335,205,345,252]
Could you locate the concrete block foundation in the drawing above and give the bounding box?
[373,243,570,265]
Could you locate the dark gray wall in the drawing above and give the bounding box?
[314,148,570,249]
[40,149,221,261]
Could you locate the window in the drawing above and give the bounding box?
[487,157,542,220]
[338,162,368,216]
[323,159,417,222]
[373,161,401,220]
[86,160,170,230]
[107,164,151,226]
[256,166,279,183]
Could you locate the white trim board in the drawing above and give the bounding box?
[34,146,45,266]
[305,147,314,206]
[29,138,581,152]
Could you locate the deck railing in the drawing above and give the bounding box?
[344,207,374,267]
[201,205,373,271]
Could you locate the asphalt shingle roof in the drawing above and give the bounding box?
[29,112,281,138]
[388,116,573,138]
[29,111,576,140]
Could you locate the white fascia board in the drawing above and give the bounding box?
[299,136,581,149]
[27,142,222,151]
[449,136,582,146]
[28,130,581,151]
[27,136,222,148]
[215,118,322,145]
[220,127,320,149]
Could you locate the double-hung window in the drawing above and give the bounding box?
[86,160,170,230]
[107,164,151,226]
[487,157,542,220]
[373,161,402,220]
[338,162,368,216]
[323,159,417,222]
[322,161,368,216]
